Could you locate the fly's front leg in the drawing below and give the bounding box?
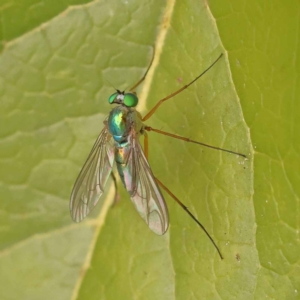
[129,47,155,92]
[142,54,223,121]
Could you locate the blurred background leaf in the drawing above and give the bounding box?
[0,0,298,299]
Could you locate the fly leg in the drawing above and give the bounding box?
[144,126,246,158]
[142,54,223,121]
[143,131,149,160]
[110,172,120,206]
[155,177,223,260]
[129,47,155,92]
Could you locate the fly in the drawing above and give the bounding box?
[69,53,246,259]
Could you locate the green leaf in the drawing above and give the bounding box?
[1,0,299,300]
[209,0,300,299]
[0,0,94,50]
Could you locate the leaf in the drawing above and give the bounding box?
[0,1,167,299]
[0,0,94,50]
[0,0,299,300]
[76,1,253,299]
[209,0,300,299]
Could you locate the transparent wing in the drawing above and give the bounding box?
[126,133,169,235]
[70,125,114,222]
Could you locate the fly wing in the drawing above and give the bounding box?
[126,133,169,235]
[70,125,115,222]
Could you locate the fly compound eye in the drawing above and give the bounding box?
[123,93,138,107]
[108,92,118,104]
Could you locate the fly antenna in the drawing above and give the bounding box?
[103,76,118,91]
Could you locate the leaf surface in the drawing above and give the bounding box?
[0,0,298,299]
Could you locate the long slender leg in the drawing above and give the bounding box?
[142,54,223,121]
[110,172,119,206]
[145,126,246,158]
[129,48,155,92]
[143,131,149,160]
[155,177,223,260]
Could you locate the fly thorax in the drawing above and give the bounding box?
[108,106,132,143]
[108,106,143,144]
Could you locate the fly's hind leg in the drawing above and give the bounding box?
[155,177,223,260]
[110,172,120,206]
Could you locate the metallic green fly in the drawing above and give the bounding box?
[69,53,246,259]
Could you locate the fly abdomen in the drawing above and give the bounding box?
[115,145,134,193]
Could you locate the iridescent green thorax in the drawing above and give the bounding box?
[108,105,143,145]
[107,106,128,143]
